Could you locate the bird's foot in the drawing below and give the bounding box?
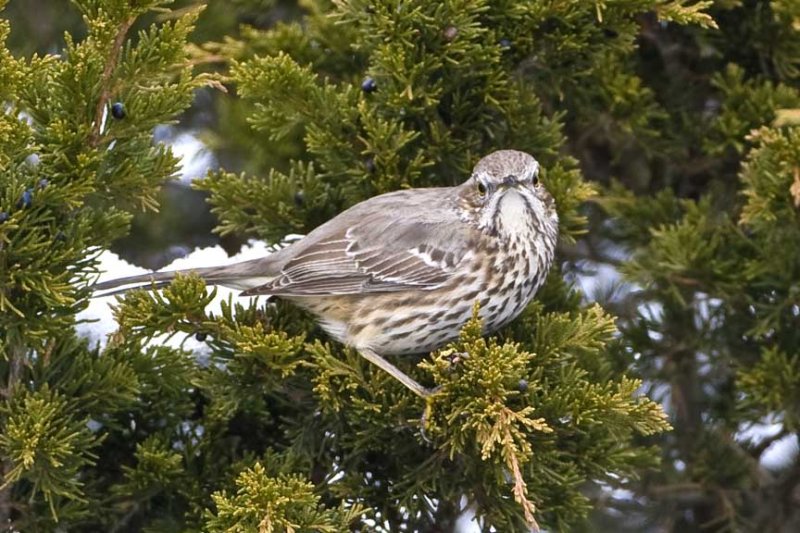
[419,388,443,443]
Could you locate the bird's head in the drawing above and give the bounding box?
[458,150,558,240]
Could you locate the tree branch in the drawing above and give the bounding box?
[89,16,135,147]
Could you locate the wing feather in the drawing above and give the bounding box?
[241,217,471,296]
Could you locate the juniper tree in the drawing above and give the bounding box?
[5,0,797,532]
[0,0,671,530]
[0,0,206,528]
[574,2,800,530]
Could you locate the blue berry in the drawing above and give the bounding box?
[0,212,8,223]
[364,157,376,173]
[195,332,208,342]
[499,38,512,49]
[518,379,529,392]
[361,77,377,93]
[294,191,305,207]
[111,102,126,119]
[17,189,33,209]
[37,178,48,189]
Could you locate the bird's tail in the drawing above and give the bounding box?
[92,257,277,297]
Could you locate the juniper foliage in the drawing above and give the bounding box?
[2,0,798,531]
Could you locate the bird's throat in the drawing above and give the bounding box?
[497,190,533,239]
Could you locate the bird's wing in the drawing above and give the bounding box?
[241,214,472,296]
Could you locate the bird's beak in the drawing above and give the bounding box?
[500,175,519,189]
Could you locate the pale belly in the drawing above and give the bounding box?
[290,257,545,356]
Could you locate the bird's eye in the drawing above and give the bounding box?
[476,181,487,197]
[532,174,540,187]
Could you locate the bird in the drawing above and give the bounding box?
[94,150,559,397]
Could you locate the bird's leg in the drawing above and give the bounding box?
[357,347,435,398]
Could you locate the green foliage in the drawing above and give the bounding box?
[5,0,800,531]
[705,64,800,155]
[584,1,800,530]
[0,0,204,527]
[0,0,202,353]
[419,306,669,530]
[201,162,333,241]
[656,1,718,29]
[116,435,186,496]
[623,199,744,302]
[205,462,364,532]
[738,347,800,428]
[740,126,800,238]
[738,127,800,330]
[195,0,594,244]
[0,386,99,520]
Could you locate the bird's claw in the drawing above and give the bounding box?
[419,385,443,443]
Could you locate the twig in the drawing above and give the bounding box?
[505,430,539,532]
[89,16,136,147]
[749,428,790,459]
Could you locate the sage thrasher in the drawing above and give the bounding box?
[94,150,559,397]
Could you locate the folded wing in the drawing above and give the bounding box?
[242,216,471,296]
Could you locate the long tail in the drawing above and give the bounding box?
[92,256,277,297]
